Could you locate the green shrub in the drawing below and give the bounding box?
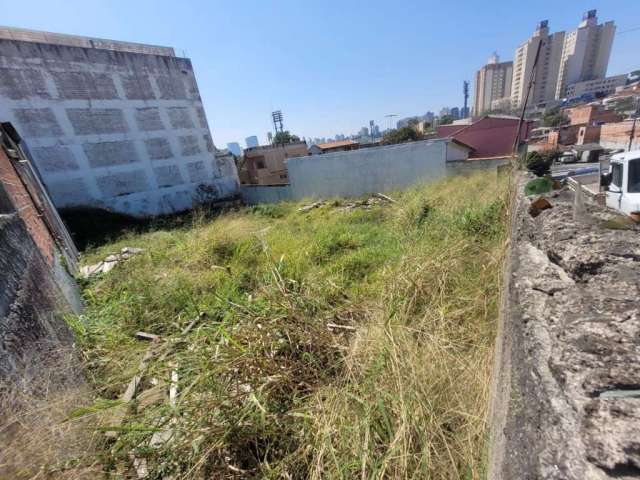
[524,177,553,196]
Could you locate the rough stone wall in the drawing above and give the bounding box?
[489,178,640,479]
[0,38,238,217]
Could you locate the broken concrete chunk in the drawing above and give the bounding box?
[79,246,145,278]
[298,201,324,212]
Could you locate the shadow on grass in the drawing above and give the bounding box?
[60,198,242,251]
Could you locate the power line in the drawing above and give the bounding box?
[617,25,640,35]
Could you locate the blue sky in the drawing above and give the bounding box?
[1,0,639,147]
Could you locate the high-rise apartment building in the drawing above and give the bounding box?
[473,53,513,116]
[555,10,615,99]
[510,11,615,110]
[510,20,565,110]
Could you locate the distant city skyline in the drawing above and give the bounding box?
[1,0,638,146]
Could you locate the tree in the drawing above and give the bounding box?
[381,126,420,145]
[439,115,454,125]
[273,131,301,145]
[525,151,553,177]
[541,110,569,127]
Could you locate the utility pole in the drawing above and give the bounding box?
[628,97,639,152]
[512,38,544,162]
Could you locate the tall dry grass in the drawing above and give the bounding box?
[64,170,507,479]
[0,348,102,479]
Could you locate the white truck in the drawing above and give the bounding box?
[601,150,640,216]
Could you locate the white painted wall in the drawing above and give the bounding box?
[286,140,449,200]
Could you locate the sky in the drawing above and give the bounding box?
[1,0,639,147]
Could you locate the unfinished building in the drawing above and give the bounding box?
[0,27,238,216]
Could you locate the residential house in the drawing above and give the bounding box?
[435,115,532,158]
[241,142,309,185]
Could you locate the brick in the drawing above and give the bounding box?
[67,108,128,135]
[0,67,50,99]
[135,107,164,132]
[83,140,139,168]
[96,169,149,197]
[153,164,184,188]
[31,145,79,173]
[186,161,206,183]
[51,71,118,99]
[0,147,55,262]
[156,75,187,99]
[167,107,194,129]
[179,135,201,156]
[121,74,155,100]
[145,138,173,160]
[13,108,63,137]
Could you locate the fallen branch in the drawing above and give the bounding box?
[135,331,159,341]
[326,323,356,332]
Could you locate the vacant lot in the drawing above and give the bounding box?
[58,171,506,479]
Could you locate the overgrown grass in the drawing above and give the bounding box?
[69,171,507,479]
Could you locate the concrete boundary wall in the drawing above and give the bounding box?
[240,140,504,204]
[286,140,448,199]
[241,184,292,205]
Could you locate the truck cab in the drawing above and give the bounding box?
[602,150,640,215]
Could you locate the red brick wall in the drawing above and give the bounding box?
[0,147,55,265]
[566,105,595,125]
[566,105,622,126]
[600,120,640,151]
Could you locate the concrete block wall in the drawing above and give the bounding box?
[0,37,238,217]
